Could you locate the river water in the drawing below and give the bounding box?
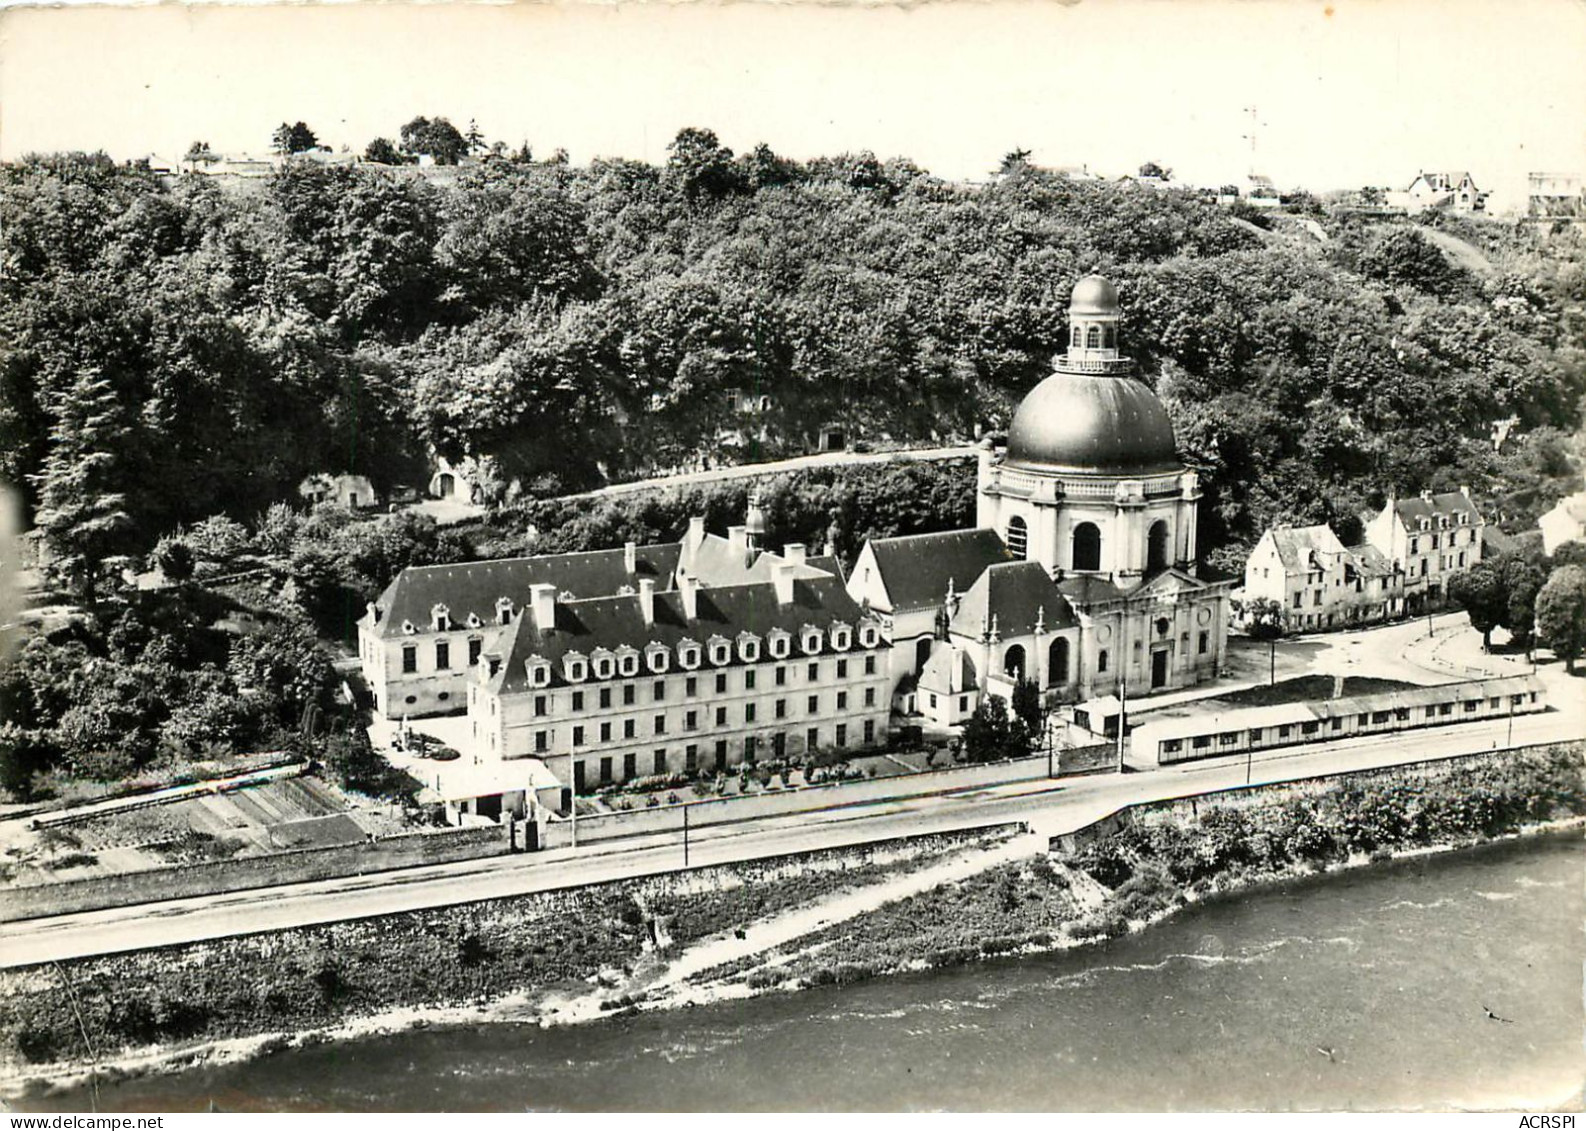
[30,834,1585,1112]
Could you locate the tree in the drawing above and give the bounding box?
[155,539,195,583]
[1138,161,1171,181]
[184,141,216,164]
[29,368,136,608]
[998,148,1033,176]
[666,127,741,203]
[399,116,468,166]
[1447,561,1508,651]
[1244,597,1285,684]
[271,122,320,155]
[363,137,408,166]
[1011,675,1043,737]
[959,695,1031,763]
[464,119,486,155]
[1535,565,1586,673]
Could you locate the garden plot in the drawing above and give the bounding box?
[5,775,380,885]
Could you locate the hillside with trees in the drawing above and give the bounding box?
[5,132,1584,584]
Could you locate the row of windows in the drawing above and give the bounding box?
[1003,517,1170,573]
[528,625,882,687]
[568,722,878,788]
[1408,527,1476,554]
[1159,693,1537,752]
[524,657,880,716]
[555,687,882,747]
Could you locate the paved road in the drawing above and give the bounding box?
[4,699,1578,970]
[558,445,979,503]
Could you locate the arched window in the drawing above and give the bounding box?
[1147,520,1170,573]
[1104,325,1118,349]
[915,637,932,672]
[1004,644,1027,679]
[1070,325,1083,348]
[1073,522,1102,571]
[1085,325,1101,349]
[1049,638,1070,686]
[1006,516,1028,560]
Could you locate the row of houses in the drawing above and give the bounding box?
[1241,488,1487,633]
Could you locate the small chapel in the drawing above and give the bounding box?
[846,275,1232,728]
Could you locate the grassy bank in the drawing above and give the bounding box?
[0,827,1009,1090]
[692,742,1586,993]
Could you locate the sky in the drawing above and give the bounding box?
[1,0,1583,206]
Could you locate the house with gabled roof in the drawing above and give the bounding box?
[1395,171,1487,213]
[1362,487,1486,610]
[1539,476,1586,555]
[469,562,889,797]
[1242,523,1405,633]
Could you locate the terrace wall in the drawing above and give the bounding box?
[0,824,509,923]
[541,744,1112,848]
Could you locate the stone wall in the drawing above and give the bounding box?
[0,824,509,922]
[542,751,1081,848]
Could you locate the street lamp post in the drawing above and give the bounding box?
[683,802,691,867]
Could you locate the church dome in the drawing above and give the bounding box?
[1069,275,1120,316]
[1005,371,1180,474]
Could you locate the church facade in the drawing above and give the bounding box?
[848,276,1232,726]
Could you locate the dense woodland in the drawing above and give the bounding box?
[4,128,1586,795]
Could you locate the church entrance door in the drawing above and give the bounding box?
[1150,648,1170,690]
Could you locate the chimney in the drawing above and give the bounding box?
[772,560,797,607]
[1420,489,1433,503]
[687,516,705,547]
[528,583,557,631]
[638,578,656,627]
[784,543,807,566]
[727,525,750,564]
[1459,484,1472,499]
[624,540,637,575]
[679,574,699,621]
[366,602,382,624]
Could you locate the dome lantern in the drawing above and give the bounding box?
[1005,275,1180,475]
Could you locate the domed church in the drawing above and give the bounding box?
[847,276,1232,729]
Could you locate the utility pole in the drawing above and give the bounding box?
[1242,105,1261,179]
[1116,611,1128,773]
[683,802,691,867]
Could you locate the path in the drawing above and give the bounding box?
[648,829,1037,992]
[557,445,978,503]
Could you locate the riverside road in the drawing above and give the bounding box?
[4,669,1581,970]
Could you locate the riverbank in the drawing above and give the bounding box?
[607,742,1586,1012]
[0,826,1019,1099]
[4,742,1581,1103]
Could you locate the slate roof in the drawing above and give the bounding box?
[368,544,682,639]
[678,532,841,589]
[1056,574,1125,607]
[866,529,1014,614]
[1391,491,1483,527]
[950,561,1077,640]
[918,645,979,695]
[1265,525,1347,574]
[1345,543,1398,578]
[489,573,870,695]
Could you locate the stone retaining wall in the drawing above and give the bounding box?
[0,824,508,923]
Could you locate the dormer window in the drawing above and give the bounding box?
[830,623,852,651]
[767,629,792,659]
[431,603,451,632]
[677,640,702,669]
[707,635,732,667]
[801,626,823,655]
[496,597,515,625]
[1419,519,1430,532]
[526,657,551,688]
[859,624,880,649]
[645,642,670,673]
[1459,513,1469,525]
[617,647,640,678]
[591,649,615,680]
[737,632,761,663]
[466,612,482,629]
[563,653,588,683]
[401,620,417,636]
